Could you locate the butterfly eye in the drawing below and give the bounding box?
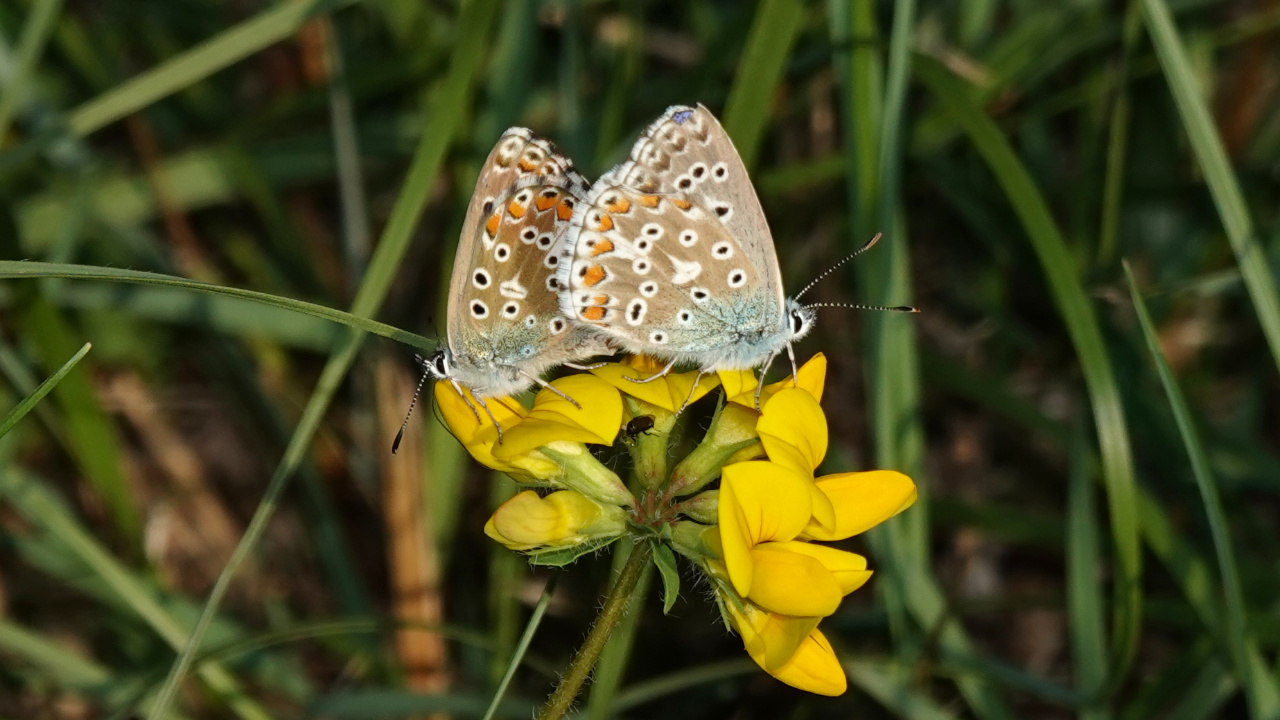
[433,353,449,376]
[472,269,490,288]
[470,300,489,318]
[728,269,747,288]
[790,311,805,335]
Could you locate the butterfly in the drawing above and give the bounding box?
[558,104,908,409]
[414,127,612,443]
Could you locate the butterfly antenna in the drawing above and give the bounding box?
[805,302,919,313]
[794,233,882,300]
[391,356,431,455]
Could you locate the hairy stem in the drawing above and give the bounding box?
[536,541,653,720]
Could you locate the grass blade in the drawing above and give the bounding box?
[1067,426,1110,718]
[1140,0,1280,374]
[916,55,1142,685]
[66,0,358,137]
[721,0,806,170]
[0,0,66,140]
[0,261,431,351]
[0,341,89,439]
[1125,262,1280,718]
[482,575,558,720]
[145,0,500,715]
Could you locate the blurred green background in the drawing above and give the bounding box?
[2,0,1280,717]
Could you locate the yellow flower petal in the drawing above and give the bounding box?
[727,600,821,672]
[745,543,843,617]
[484,489,627,551]
[757,388,828,476]
[769,629,847,696]
[766,541,871,596]
[718,461,813,597]
[433,383,526,446]
[590,360,719,412]
[723,353,828,407]
[495,374,623,458]
[803,471,918,541]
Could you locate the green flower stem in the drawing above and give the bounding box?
[536,541,654,720]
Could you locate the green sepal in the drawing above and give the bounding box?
[526,536,619,567]
[651,542,681,615]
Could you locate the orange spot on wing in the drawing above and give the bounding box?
[557,200,574,221]
[639,195,661,209]
[518,159,537,172]
[605,197,631,214]
[507,200,527,219]
[535,192,559,212]
[593,295,609,305]
[672,199,692,211]
[582,306,607,321]
[583,266,607,287]
[589,239,615,256]
[485,213,501,237]
[595,213,614,232]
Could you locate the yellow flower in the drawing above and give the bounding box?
[590,355,719,412]
[485,490,627,552]
[434,375,633,506]
[725,599,846,696]
[718,353,827,408]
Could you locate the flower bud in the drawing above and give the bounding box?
[678,489,718,524]
[485,490,628,552]
[538,441,634,507]
[668,402,762,496]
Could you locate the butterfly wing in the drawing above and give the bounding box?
[446,129,605,391]
[558,106,786,369]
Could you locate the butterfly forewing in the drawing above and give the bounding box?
[446,129,603,390]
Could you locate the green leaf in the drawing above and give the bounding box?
[527,537,619,568]
[0,341,89,439]
[1141,0,1280,376]
[1126,263,1280,717]
[651,542,680,615]
[917,55,1142,686]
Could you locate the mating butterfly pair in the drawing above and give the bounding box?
[419,104,901,438]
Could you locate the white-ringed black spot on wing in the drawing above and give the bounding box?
[524,315,537,327]
[626,298,648,326]
[675,174,694,190]
[536,233,554,249]
[482,197,495,214]
[711,162,729,182]
[641,222,664,238]
[691,287,710,303]
[521,227,538,244]
[540,188,559,199]
[677,309,693,324]
[649,330,669,344]
[635,238,652,254]
[546,275,560,291]
[549,317,567,334]
[470,299,489,318]
[689,162,708,182]
[727,269,747,288]
[516,188,534,203]
[502,301,521,318]
[679,229,699,247]
[472,269,491,288]
[499,138,523,161]
[711,241,734,259]
[495,243,512,262]
[632,258,651,275]
[712,202,733,221]
[640,281,659,298]
[543,253,560,268]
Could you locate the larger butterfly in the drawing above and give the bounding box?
[558,104,827,405]
[422,128,610,434]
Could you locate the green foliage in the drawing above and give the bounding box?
[2,0,1279,718]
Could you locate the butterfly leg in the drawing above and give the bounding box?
[625,358,677,384]
[564,361,609,370]
[450,379,483,422]
[675,369,707,414]
[472,393,506,445]
[752,351,781,411]
[520,370,582,409]
[785,342,800,387]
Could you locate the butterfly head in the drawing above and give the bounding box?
[784,298,816,343]
[423,349,453,380]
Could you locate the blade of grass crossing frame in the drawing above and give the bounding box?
[66,0,359,136]
[1140,0,1280,375]
[0,0,67,140]
[0,261,432,351]
[0,342,89,439]
[720,0,805,170]
[917,56,1142,686]
[146,1,500,716]
[482,575,559,720]
[1126,263,1280,718]
[1067,426,1110,718]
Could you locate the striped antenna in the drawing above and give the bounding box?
[391,356,431,455]
[804,302,919,313]
[794,232,882,300]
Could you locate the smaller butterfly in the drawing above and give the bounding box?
[558,105,914,410]
[395,128,610,451]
